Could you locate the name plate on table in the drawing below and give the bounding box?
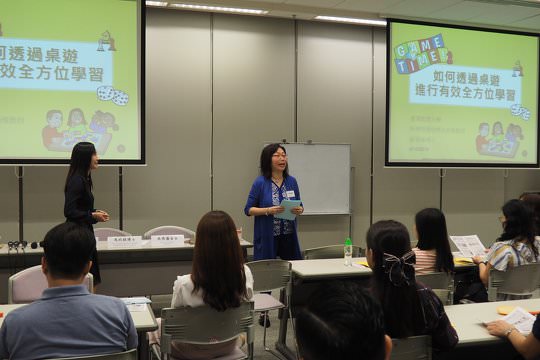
[150,235,185,248]
[107,236,143,249]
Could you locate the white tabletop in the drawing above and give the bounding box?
[0,239,252,255]
[0,303,157,331]
[445,298,540,346]
[290,258,372,279]
[290,255,475,280]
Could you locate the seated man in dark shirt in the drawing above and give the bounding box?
[487,316,540,359]
[0,222,137,360]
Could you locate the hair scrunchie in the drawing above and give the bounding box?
[382,250,416,287]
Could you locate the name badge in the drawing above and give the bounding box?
[150,234,186,248]
[107,236,143,249]
[286,190,295,198]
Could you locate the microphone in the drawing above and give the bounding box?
[30,241,44,249]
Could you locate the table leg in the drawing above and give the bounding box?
[275,289,297,360]
[138,332,149,360]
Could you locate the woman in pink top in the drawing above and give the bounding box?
[413,208,454,275]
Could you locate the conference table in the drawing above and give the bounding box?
[442,298,540,358]
[276,257,478,360]
[0,239,253,303]
[0,302,158,360]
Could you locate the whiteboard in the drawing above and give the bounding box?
[282,143,351,215]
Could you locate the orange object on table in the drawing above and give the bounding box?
[497,306,540,316]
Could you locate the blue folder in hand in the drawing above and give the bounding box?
[275,199,302,221]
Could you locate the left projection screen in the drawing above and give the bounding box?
[0,0,144,164]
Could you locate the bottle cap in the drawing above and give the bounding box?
[345,237,352,245]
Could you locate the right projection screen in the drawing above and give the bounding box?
[386,19,539,168]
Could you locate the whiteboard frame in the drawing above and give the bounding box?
[268,141,352,216]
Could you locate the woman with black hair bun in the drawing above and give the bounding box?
[366,220,458,351]
[64,142,109,286]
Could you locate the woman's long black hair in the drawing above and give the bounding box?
[367,220,424,338]
[64,142,96,192]
[415,208,455,273]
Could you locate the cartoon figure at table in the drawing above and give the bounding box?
[476,122,489,153]
[42,110,64,149]
[65,108,89,145]
[89,111,119,134]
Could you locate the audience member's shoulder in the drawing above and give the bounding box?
[174,274,195,291]
[416,282,443,307]
[491,240,513,251]
[2,299,47,323]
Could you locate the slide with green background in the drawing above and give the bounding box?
[388,21,539,166]
[0,0,140,162]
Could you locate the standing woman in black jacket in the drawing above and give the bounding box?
[64,142,109,286]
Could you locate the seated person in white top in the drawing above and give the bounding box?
[412,208,455,275]
[0,222,137,360]
[473,199,540,288]
[148,210,254,360]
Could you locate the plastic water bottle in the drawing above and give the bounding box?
[344,237,352,266]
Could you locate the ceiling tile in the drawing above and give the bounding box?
[383,0,465,18]
[468,4,540,25]
[285,0,344,7]
[510,14,540,29]
[334,0,403,12]
[428,1,505,21]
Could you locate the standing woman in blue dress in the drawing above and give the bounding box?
[64,142,110,286]
[244,143,304,262]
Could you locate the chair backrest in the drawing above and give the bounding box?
[47,349,137,360]
[160,302,254,358]
[245,259,291,293]
[303,245,362,259]
[149,294,173,317]
[143,226,195,240]
[390,335,432,360]
[8,265,94,304]
[94,227,132,241]
[488,262,540,301]
[416,272,454,305]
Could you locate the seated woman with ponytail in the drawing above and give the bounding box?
[366,220,458,351]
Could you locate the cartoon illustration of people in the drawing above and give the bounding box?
[512,60,523,77]
[66,108,88,142]
[505,124,516,142]
[90,111,119,134]
[42,110,63,149]
[480,120,524,158]
[491,121,504,142]
[512,125,524,141]
[476,123,489,153]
